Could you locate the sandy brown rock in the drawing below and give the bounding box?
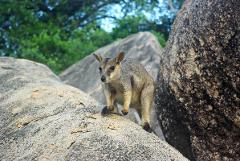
[0,57,187,161]
[156,0,240,160]
[60,32,164,138]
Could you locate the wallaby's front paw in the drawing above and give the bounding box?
[143,122,152,133]
[101,106,112,116]
[121,109,128,115]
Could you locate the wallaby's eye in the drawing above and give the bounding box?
[110,66,115,71]
[99,67,102,71]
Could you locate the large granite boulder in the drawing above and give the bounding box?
[156,0,240,161]
[0,57,188,161]
[60,32,163,138]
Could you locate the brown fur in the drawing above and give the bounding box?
[94,52,155,132]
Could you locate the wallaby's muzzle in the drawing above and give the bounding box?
[101,75,106,82]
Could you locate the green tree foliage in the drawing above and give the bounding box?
[112,15,166,47]
[0,0,183,73]
[20,24,113,73]
[112,15,147,39]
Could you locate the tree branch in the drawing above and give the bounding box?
[79,15,117,27]
[168,0,177,13]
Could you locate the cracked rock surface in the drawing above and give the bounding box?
[0,57,187,161]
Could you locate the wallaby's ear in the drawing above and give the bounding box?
[115,52,125,64]
[93,53,102,62]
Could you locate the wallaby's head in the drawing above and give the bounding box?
[93,52,125,83]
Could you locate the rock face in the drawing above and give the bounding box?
[60,32,163,138]
[0,57,188,161]
[156,0,240,161]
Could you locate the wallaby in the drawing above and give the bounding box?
[93,52,155,132]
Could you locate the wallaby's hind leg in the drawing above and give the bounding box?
[140,84,154,133]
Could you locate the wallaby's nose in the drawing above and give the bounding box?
[101,76,106,82]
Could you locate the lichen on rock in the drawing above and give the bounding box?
[156,0,240,160]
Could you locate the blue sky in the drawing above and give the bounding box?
[100,0,174,32]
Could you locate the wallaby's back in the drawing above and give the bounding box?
[121,59,154,87]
